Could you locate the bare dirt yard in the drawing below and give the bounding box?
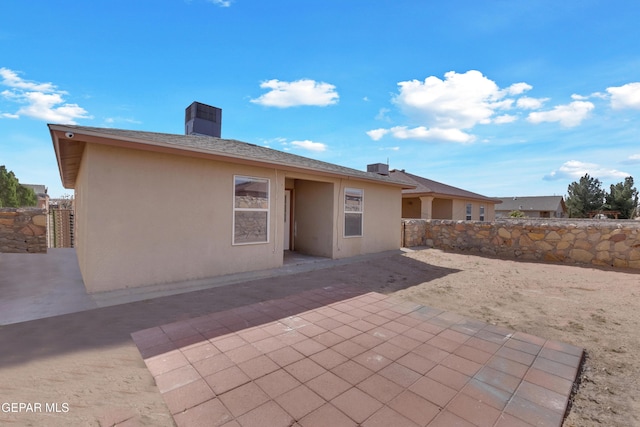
[390,249,640,427]
[0,248,638,426]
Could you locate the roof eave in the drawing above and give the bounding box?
[403,191,501,204]
[48,125,414,189]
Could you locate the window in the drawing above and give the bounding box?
[480,205,485,221]
[466,203,472,220]
[233,176,269,244]
[344,188,363,237]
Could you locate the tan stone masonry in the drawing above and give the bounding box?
[402,218,640,270]
[0,208,47,253]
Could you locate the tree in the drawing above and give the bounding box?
[606,176,639,219]
[565,174,606,218]
[509,210,525,218]
[0,165,37,208]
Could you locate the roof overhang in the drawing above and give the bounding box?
[402,191,502,204]
[49,125,415,190]
[50,127,86,189]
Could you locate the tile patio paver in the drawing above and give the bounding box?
[131,286,584,427]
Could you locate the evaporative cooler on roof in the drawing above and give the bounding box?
[185,101,222,137]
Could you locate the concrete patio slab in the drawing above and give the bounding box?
[0,248,400,325]
[0,249,97,324]
[132,285,583,427]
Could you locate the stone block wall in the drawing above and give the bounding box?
[402,218,640,270]
[402,219,428,247]
[0,208,47,253]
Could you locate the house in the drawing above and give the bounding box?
[368,165,501,221]
[21,184,49,211]
[496,196,567,218]
[49,102,412,293]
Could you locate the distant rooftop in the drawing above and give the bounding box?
[496,195,565,212]
[389,169,500,203]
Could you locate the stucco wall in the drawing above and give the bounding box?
[401,197,495,221]
[74,143,404,292]
[432,198,453,219]
[293,179,334,257]
[402,218,640,269]
[402,198,421,218]
[336,180,402,258]
[0,208,47,253]
[77,143,285,293]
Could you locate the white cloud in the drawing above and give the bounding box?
[368,70,536,143]
[516,96,549,109]
[375,107,391,121]
[0,67,57,92]
[250,79,339,107]
[622,154,640,165]
[572,92,607,101]
[493,114,517,124]
[544,160,630,181]
[527,101,594,127]
[506,82,532,95]
[103,117,142,127]
[290,140,327,152]
[366,128,389,141]
[387,126,476,144]
[207,0,231,6]
[607,82,640,110]
[393,70,510,129]
[0,67,91,124]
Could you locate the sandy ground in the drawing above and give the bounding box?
[0,248,638,426]
[392,249,640,427]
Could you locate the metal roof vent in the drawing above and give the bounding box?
[367,163,389,176]
[185,101,222,137]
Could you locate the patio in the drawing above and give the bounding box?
[132,284,583,427]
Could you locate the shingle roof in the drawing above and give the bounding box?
[388,169,500,203]
[49,125,413,189]
[496,196,566,212]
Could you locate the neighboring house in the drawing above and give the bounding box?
[22,184,49,211]
[49,102,412,293]
[369,165,501,221]
[496,196,567,218]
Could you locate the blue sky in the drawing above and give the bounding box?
[1,0,639,199]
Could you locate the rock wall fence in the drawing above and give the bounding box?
[402,218,640,270]
[0,208,47,253]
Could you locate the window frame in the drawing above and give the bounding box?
[479,204,485,221]
[466,203,472,221]
[232,175,270,245]
[344,187,364,238]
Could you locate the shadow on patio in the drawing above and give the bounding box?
[0,250,459,366]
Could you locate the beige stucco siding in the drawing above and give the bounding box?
[77,143,284,293]
[74,146,90,281]
[401,197,421,218]
[292,179,334,257]
[402,196,495,221]
[432,198,453,219]
[451,200,496,221]
[71,142,405,293]
[335,180,402,258]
